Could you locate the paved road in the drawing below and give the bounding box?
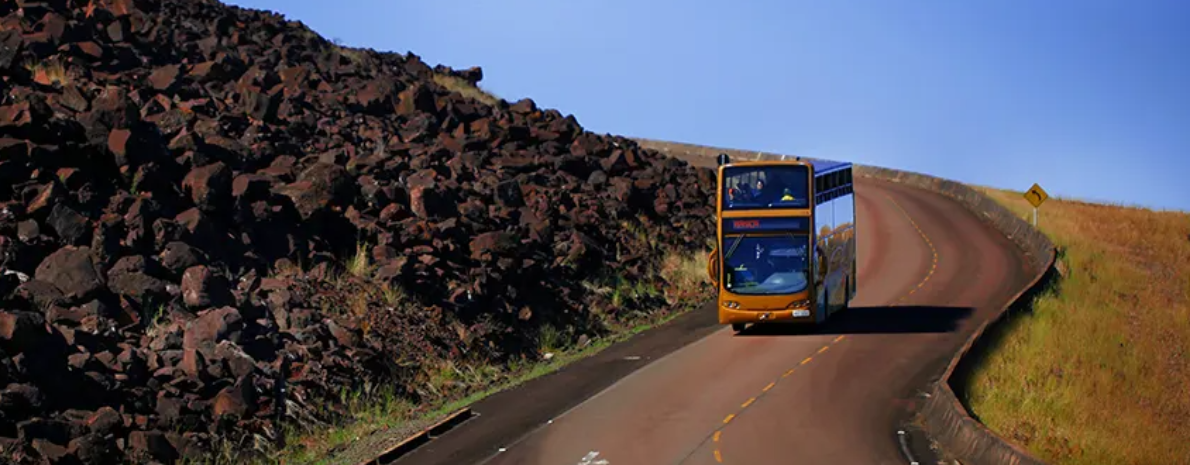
[392,176,1032,465]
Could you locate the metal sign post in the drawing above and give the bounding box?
[1023,183,1049,227]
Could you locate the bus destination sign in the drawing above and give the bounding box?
[724,217,809,234]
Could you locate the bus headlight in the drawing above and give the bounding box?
[722,301,741,309]
[787,299,810,309]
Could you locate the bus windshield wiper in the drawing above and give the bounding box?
[725,234,746,258]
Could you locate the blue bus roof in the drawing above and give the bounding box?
[808,158,851,176]
[721,153,852,176]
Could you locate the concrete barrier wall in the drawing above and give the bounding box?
[635,138,1055,465]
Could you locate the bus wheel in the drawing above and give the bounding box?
[731,323,746,333]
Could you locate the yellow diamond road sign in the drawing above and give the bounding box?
[1024,183,1049,208]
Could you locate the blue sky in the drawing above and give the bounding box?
[230,0,1190,212]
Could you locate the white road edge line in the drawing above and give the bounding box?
[897,430,919,465]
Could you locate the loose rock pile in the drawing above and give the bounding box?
[0,0,715,462]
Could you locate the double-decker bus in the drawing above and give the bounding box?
[706,153,857,332]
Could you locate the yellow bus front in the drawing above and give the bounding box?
[710,161,821,329]
[713,214,818,326]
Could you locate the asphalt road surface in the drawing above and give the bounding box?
[392,175,1032,465]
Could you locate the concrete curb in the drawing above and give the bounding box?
[356,408,474,465]
[633,139,1054,465]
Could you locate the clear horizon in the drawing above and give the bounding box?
[229,0,1190,212]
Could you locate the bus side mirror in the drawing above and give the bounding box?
[707,250,720,287]
[717,153,730,166]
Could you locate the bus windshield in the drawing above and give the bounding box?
[723,234,809,295]
[722,165,809,210]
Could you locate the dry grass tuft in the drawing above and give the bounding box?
[659,250,711,304]
[346,242,372,278]
[25,58,73,86]
[966,186,1190,465]
[337,46,367,64]
[432,73,500,106]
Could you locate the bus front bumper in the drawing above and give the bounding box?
[718,306,815,325]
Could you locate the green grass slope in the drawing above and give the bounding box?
[966,187,1190,465]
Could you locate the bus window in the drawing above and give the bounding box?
[722,165,809,210]
[723,235,809,295]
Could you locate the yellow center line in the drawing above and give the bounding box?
[713,340,840,462]
[880,192,940,305]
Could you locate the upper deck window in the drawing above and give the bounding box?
[722,165,810,210]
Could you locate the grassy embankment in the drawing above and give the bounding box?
[199,72,715,465]
[964,187,1190,465]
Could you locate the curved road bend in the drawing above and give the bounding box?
[394,177,1033,465]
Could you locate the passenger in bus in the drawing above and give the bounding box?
[781,188,795,202]
[736,182,753,201]
[751,179,765,201]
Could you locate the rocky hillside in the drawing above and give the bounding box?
[0,0,715,463]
